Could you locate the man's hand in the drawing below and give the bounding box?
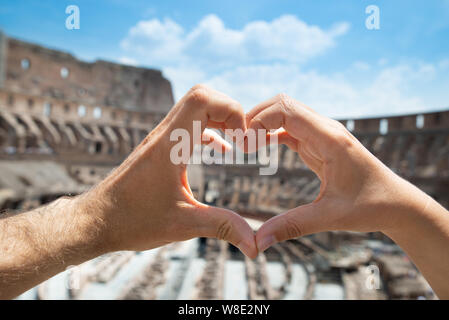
[0,85,257,299]
[81,84,257,257]
[76,85,257,257]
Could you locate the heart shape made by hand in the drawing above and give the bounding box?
[91,84,403,261]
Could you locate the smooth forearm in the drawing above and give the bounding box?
[0,195,108,299]
[382,178,449,299]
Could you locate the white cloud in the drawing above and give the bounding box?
[439,59,449,69]
[165,61,448,118]
[121,18,185,62]
[121,14,349,66]
[120,14,449,119]
[118,57,138,66]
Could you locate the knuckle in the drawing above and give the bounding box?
[245,112,253,123]
[277,92,290,101]
[251,117,264,129]
[216,219,233,241]
[229,100,244,116]
[187,84,210,106]
[277,92,290,106]
[190,83,209,92]
[283,214,302,239]
[329,126,355,151]
[277,93,295,114]
[332,119,348,131]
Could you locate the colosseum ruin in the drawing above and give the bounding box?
[0,30,447,300]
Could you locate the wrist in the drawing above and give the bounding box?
[379,173,432,238]
[66,194,112,258]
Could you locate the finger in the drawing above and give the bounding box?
[266,129,298,151]
[244,102,287,154]
[246,94,316,126]
[248,101,285,132]
[256,201,330,252]
[165,85,245,161]
[175,85,246,133]
[235,128,258,154]
[249,105,325,175]
[192,205,257,259]
[242,127,291,154]
[245,95,282,127]
[264,129,324,177]
[247,95,331,148]
[207,120,226,131]
[296,145,324,177]
[201,129,232,153]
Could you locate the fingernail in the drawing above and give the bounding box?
[237,241,253,257]
[257,235,276,253]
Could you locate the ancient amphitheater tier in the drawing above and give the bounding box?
[1,31,447,300]
[0,31,174,113]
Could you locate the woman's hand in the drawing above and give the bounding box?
[247,94,430,252]
[80,85,257,258]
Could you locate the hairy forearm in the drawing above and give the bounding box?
[0,195,107,299]
[383,178,449,299]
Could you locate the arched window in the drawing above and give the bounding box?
[43,102,52,116]
[93,107,102,119]
[78,105,87,117]
[60,67,69,78]
[21,59,30,70]
[416,115,424,129]
[346,119,355,132]
[379,119,388,135]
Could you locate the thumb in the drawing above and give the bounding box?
[192,205,257,259]
[256,201,330,252]
[201,128,232,153]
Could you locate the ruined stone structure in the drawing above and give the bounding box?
[1,35,173,113]
[1,33,447,300]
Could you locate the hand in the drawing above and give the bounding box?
[78,85,257,258]
[247,94,425,252]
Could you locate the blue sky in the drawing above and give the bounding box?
[1,0,449,118]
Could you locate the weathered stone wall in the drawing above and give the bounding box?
[3,37,174,113]
[340,111,449,133]
[0,88,164,163]
[0,31,7,87]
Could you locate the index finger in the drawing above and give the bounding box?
[160,85,246,162]
[247,94,334,145]
[174,84,246,134]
